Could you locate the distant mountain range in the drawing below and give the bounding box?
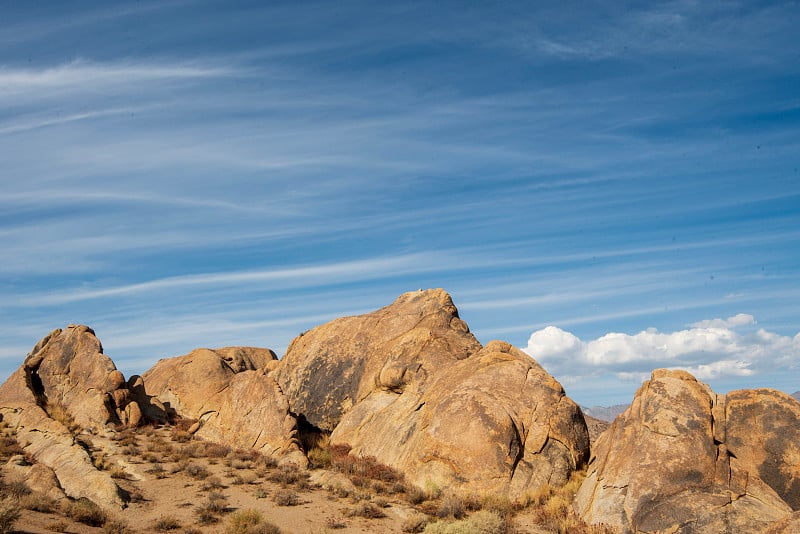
[582,404,629,422]
[793,391,799,402]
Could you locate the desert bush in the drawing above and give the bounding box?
[273,488,301,506]
[62,497,107,526]
[307,445,332,469]
[437,492,466,519]
[152,515,182,531]
[185,462,210,480]
[146,464,167,478]
[423,510,506,534]
[46,402,81,433]
[348,502,386,519]
[268,463,305,486]
[46,519,69,532]
[402,512,429,533]
[325,516,347,529]
[225,509,281,534]
[19,491,57,512]
[104,518,134,534]
[3,477,31,499]
[0,497,20,534]
[0,435,24,459]
[406,484,426,504]
[200,475,225,491]
[203,441,232,458]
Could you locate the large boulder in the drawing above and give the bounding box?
[0,325,166,508]
[12,325,150,429]
[192,370,306,465]
[275,289,482,432]
[726,389,800,510]
[761,511,800,533]
[332,341,589,497]
[142,346,276,418]
[142,346,304,464]
[575,369,793,533]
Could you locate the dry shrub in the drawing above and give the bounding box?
[0,497,20,534]
[46,519,69,532]
[203,442,232,458]
[19,491,57,512]
[152,515,181,531]
[225,509,281,534]
[62,498,107,526]
[200,475,225,491]
[185,462,210,480]
[406,484,426,505]
[146,464,167,478]
[0,435,24,460]
[423,510,506,534]
[46,402,80,433]
[437,492,466,519]
[104,518,134,534]
[348,502,386,519]
[2,477,30,499]
[273,489,301,506]
[268,463,304,486]
[402,512,429,533]
[325,516,347,529]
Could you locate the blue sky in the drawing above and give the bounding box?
[1,0,798,406]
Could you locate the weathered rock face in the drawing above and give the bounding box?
[193,370,307,465]
[12,325,150,428]
[726,389,800,510]
[142,346,276,418]
[275,289,482,432]
[575,369,793,533]
[0,325,175,508]
[761,511,800,533]
[332,341,589,497]
[142,346,304,464]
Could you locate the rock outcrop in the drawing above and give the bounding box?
[0,326,135,507]
[10,325,152,429]
[761,511,800,533]
[143,346,305,464]
[332,340,589,497]
[726,389,800,510]
[575,369,794,533]
[275,289,482,432]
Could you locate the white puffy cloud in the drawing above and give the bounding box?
[523,314,799,382]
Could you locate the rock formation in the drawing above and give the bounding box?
[142,346,305,464]
[575,369,795,533]
[0,326,139,508]
[332,340,589,497]
[275,289,589,497]
[274,289,482,432]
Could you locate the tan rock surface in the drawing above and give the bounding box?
[142,346,276,418]
[332,340,589,497]
[0,367,126,508]
[193,369,306,465]
[142,346,304,463]
[275,288,482,432]
[726,389,800,510]
[15,325,141,429]
[575,369,793,533]
[761,511,800,533]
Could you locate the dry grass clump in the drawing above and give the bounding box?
[348,501,387,519]
[195,490,229,524]
[45,401,81,433]
[103,518,134,534]
[325,516,347,529]
[273,488,301,506]
[402,512,430,533]
[0,497,20,534]
[423,510,506,534]
[267,463,308,487]
[225,509,281,534]
[18,491,57,513]
[152,515,182,531]
[61,497,107,526]
[46,519,69,532]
